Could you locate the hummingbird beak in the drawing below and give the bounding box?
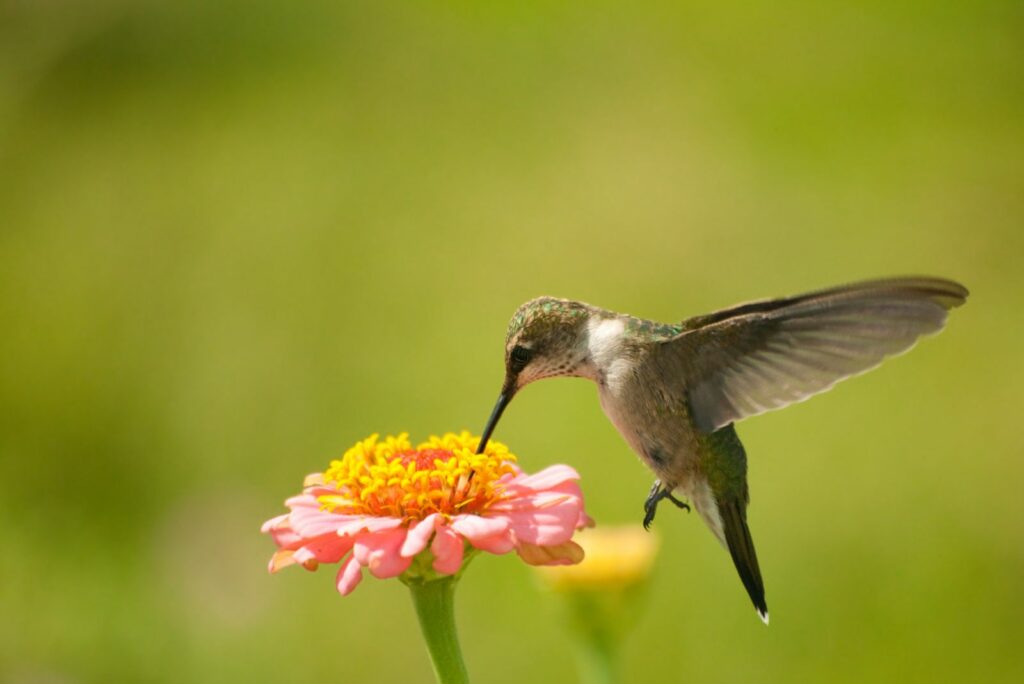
[476,376,516,454]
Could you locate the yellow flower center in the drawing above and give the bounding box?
[536,527,659,591]
[317,432,517,520]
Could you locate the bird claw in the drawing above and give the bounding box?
[666,493,691,513]
[642,501,657,531]
[642,481,690,530]
[642,481,662,530]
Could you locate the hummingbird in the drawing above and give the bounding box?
[475,277,968,623]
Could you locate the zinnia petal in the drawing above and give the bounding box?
[430,526,464,574]
[450,515,515,554]
[450,515,508,539]
[269,549,297,573]
[285,495,360,537]
[402,514,440,558]
[294,534,353,566]
[506,464,581,492]
[516,540,585,566]
[260,514,290,535]
[336,556,363,595]
[496,495,585,546]
[335,516,404,538]
[353,528,413,579]
[261,516,304,549]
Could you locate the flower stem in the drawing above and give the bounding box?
[573,636,620,684]
[407,575,469,684]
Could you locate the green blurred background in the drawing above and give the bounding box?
[1,1,1021,682]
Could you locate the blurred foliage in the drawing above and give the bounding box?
[1,0,1022,682]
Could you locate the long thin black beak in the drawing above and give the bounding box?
[477,382,515,454]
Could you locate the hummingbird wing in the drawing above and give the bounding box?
[665,277,968,432]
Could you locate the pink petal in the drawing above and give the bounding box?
[449,515,508,539]
[465,531,515,554]
[335,516,404,538]
[353,527,413,579]
[284,494,316,508]
[401,514,439,558]
[430,526,465,574]
[286,496,359,537]
[336,556,363,595]
[262,517,304,549]
[492,480,584,510]
[303,485,343,498]
[293,534,353,566]
[450,515,515,554]
[515,540,585,566]
[496,495,584,546]
[507,464,580,492]
[269,549,297,573]
[260,514,290,534]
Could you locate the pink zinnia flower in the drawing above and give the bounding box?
[262,432,591,595]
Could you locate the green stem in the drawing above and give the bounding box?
[573,634,620,684]
[408,575,469,684]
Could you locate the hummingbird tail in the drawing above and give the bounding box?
[717,495,769,624]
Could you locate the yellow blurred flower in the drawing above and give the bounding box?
[536,526,659,592]
[534,525,661,684]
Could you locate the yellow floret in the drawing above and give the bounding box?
[318,432,518,520]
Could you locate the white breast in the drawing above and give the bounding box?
[587,317,631,391]
[586,316,644,451]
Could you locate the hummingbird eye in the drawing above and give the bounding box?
[509,345,533,372]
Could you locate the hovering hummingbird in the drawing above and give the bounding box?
[476,277,968,623]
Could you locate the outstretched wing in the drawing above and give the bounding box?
[665,277,968,433]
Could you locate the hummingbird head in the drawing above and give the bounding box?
[503,297,594,390]
[477,297,595,453]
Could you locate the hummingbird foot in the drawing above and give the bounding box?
[642,482,690,530]
[666,492,691,512]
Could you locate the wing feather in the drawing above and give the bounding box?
[667,277,968,432]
